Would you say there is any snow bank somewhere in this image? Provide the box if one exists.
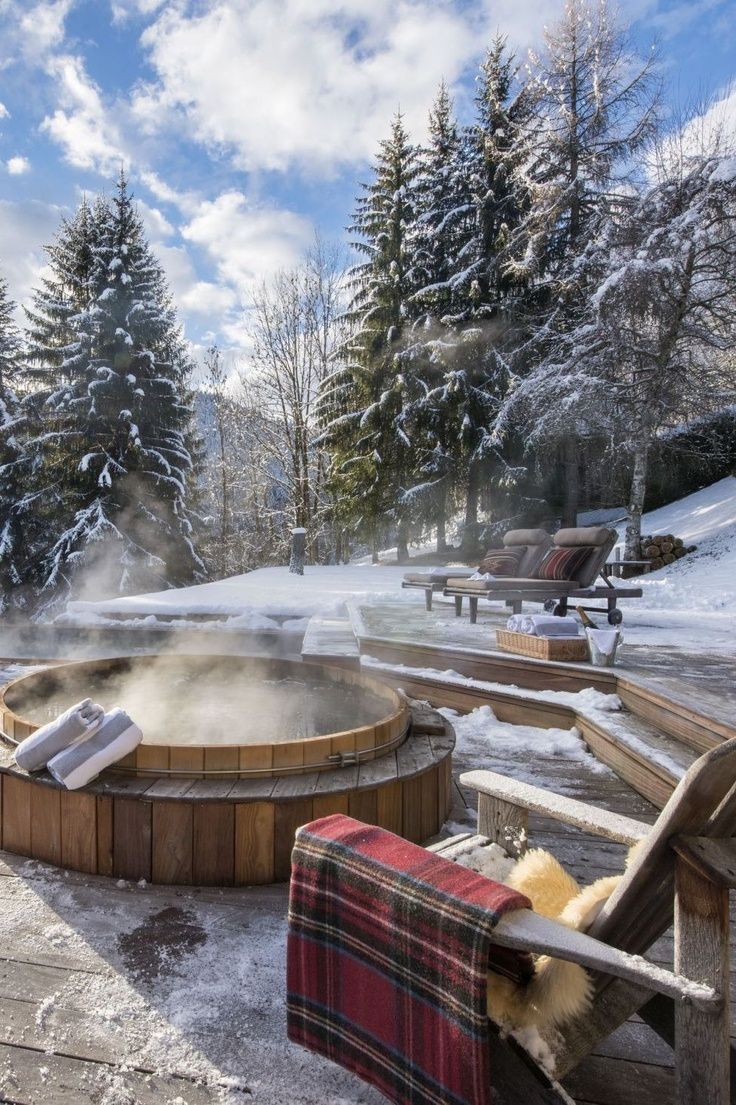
[61,564,417,622]
[613,476,736,612]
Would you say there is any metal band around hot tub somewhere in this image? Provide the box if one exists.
[0,721,412,776]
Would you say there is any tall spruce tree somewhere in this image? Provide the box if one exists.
[23,175,203,610]
[502,0,658,523]
[320,113,421,559]
[404,42,534,554]
[0,272,27,615]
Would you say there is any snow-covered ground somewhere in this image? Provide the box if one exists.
[58,477,736,654]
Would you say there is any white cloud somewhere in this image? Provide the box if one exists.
[41,53,127,173]
[0,103,9,120]
[0,0,76,65]
[0,198,65,320]
[135,0,483,173]
[110,0,164,24]
[6,155,30,174]
[181,191,312,299]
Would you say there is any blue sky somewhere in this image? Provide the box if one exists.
[0,0,734,367]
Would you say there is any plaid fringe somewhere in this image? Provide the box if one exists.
[287,815,532,1105]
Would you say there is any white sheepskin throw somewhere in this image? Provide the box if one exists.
[486,847,628,1035]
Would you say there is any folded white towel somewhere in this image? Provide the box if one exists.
[14,699,105,772]
[46,708,142,790]
[527,615,580,638]
[469,571,496,582]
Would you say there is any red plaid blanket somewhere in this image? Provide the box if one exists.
[287,815,533,1105]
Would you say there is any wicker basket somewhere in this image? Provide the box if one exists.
[495,629,589,662]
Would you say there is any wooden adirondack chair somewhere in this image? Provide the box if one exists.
[437,736,736,1105]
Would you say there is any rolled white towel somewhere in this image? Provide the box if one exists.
[528,615,580,638]
[506,614,525,631]
[46,708,142,790]
[14,699,105,772]
[520,616,535,634]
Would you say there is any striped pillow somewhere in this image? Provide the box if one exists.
[535,545,593,582]
[478,546,526,577]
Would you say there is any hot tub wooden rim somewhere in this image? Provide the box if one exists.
[0,713,453,801]
[0,654,410,775]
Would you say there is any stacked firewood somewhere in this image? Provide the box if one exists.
[638,534,697,571]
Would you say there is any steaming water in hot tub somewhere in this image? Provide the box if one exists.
[10,655,391,746]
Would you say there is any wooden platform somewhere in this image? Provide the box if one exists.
[0,693,718,1105]
[0,706,453,886]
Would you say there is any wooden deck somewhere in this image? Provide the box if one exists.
[0,719,690,1105]
[2,636,735,1103]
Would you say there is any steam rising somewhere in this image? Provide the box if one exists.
[8,655,389,747]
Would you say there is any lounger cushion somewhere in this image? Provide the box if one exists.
[478,546,526,576]
[404,568,474,585]
[553,526,612,548]
[445,577,579,591]
[504,529,552,548]
[535,545,594,582]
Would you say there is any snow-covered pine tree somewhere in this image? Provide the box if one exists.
[502,0,658,524]
[577,149,736,558]
[24,175,204,610]
[399,84,473,549]
[320,113,422,560]
[0,271,28,615]
[403,41,534,555]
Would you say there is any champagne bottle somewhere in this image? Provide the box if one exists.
[576,606,599,629]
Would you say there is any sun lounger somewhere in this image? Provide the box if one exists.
[401,567,476,610]
[401,529,552,611]
[444,526,639,625]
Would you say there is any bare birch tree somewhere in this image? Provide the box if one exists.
[241,239,346,562]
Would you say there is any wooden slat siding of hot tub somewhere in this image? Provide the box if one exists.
[302,736,332,769]
[273,800,313,881]
[135,744,170,773]
[97,796,114,876]
[30,783,62,866]
[2,776,32,854]
[376,781,403,836]
[193,803,234,886]
[203,745,239,778]
[349,788,378,825]
[61,791,98,874]
[239,744,273,779]
[272,740,304,774]
[152,801,194,884]
[113,798,152,882]
[234,802,275,884]
[168,746,205,776]
[312,793,349,821]
[330,730,356,759]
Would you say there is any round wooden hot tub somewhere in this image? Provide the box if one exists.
[0,656,453,886]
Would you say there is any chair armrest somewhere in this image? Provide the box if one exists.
[491,909,716,1010]
[459,770,651,845]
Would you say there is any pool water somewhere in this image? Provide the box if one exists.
[11,656,390,746]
